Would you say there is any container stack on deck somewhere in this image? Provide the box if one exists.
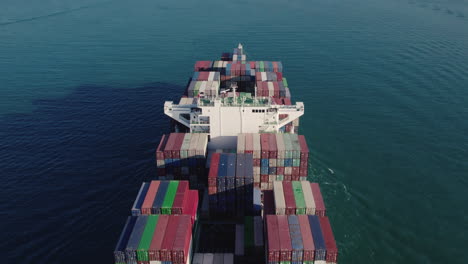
[115,180,198,264]
[236,133,310,190]
[264,215,338,264]
[270,181,326,216]
[208,153,254,216]
[156,133,209,187]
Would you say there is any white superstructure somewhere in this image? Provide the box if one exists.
[164,44,304,150]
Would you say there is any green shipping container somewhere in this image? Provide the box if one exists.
[276,175,284,181]
[283,77,288,87]
[137,215,159,261]
[292,181,306,214]
[259,61,265,72]
[292,159,301,167]
[244,216,254,250]
[161,181,179,214]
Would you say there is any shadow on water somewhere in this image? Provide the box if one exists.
[0,83,182,263]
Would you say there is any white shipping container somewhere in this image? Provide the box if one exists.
[267,82,274,97]
[276,134,286,159]
[192,253,204,264]
[223,61,227,68]
[237,133,245,153]
[254,167,260,175]
[149,260,162,264]
[203,253,214,264]
[233,55,238,61]
[261,182,268,190]
[254,174,260,183]
[235,224,244,256]
[189,133,200,157]
[157,160,165,167]
[208,72,215,81]
[268,175,276,182]
[301,180,316,215]
[253,216,264,247]
[241,55,246,61]
[285,167,292,175]
[253,133,261,158]
[269,159,277,167]
[268,182,273,190]
[261,72,267,81]
[273,181,286,215]
[196,133,209,157]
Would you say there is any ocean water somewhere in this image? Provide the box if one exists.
[1,0,468,263]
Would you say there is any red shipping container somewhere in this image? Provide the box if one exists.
[141,181,160,215]
[254,182,260,188]
[249,61,256,69]
[292,176,299,181]
[283,98,292,105]
[261,175,269,183]
[300,169,307,177]
[209,153,220,186]
[298,215,315,261]
[292,167,300,177]
[268,133,277,158]
[208,186,217,195]
[273,82,280,98]
[156,135,168,161]
[149,215,169,261]
[256,72,261,81]
[172,215,192,264]
[164,133,177,159]
[282,181,296,215]
[241,64,246,75]
[199,71,209,81]
[254,159,261,167]
[276,72,283,81]
[311,183,326,217]
[194,61,212,71]
[266,215,281,262]
[260,134,270,159]
[272,61,278,72]
[284,175,292,181]
[300,161,308,169]
[245,133,253,154]
[161,215,180,261]
[172,181,189,214]
[277,167,285,175]
[186,190,199,226]
[172,133,185,159]
[298,135,309,159]
[319,217,338,263]
[277,215,292,262]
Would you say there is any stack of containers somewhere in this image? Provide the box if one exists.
[264,215,337,264]
[242,216,264,257]
[208,153,254,216]
[272,181,326,216]
[135,180,199,225]
[232,47,246,61]
[194,61,212,71]
[155,133,208,185]
[255,61,283,72]
[237,133,310,190]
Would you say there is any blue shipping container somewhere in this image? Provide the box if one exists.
[131,182,150,216]
[308,215,326,261]
[288,215,304,262]
[114,216,137,263]
[152,181,169,214]
[125,216,149,263]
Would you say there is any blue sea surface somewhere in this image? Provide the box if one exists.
[1,0,468,263]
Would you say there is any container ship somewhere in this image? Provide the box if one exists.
[113,44,338,264]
